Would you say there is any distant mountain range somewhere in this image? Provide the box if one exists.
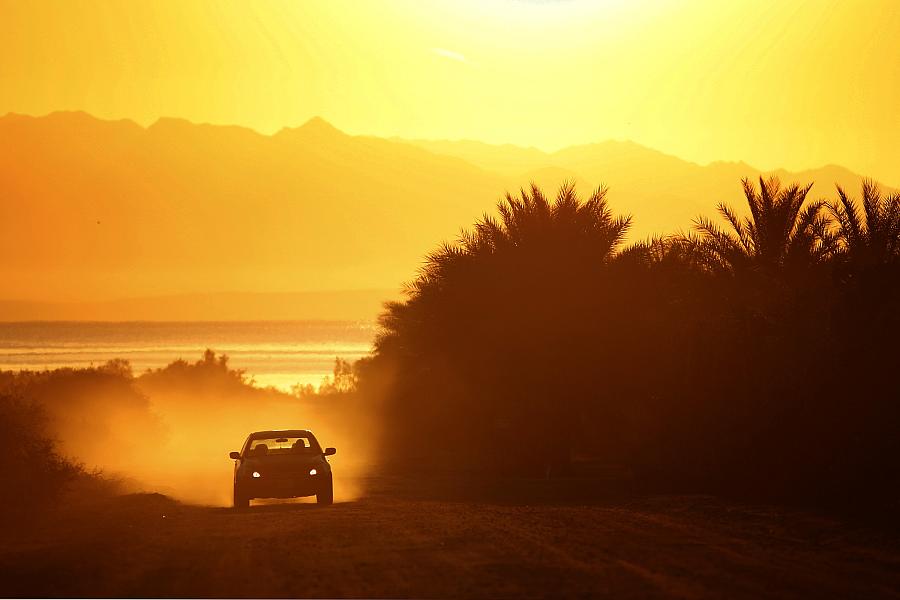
[0,111,889,320]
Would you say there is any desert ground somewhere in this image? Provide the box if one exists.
[1,476,898,599]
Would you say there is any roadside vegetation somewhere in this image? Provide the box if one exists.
[363,178,900,506]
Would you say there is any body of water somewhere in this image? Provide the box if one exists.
[0,321,376,391]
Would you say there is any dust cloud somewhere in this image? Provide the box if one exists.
[23,360,381,507]
[138,393,377,505]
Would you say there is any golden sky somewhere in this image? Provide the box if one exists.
[1,0,898,185]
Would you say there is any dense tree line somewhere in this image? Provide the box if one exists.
[363,178,900,504]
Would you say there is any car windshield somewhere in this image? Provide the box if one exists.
[245,435,319,457]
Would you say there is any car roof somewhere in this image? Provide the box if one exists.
[248,429,314,440]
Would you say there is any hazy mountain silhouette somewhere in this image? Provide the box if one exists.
[406,138,892,243]
[0,111,505,317]
[0,111,888,319]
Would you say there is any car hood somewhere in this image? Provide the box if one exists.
[240,454,324,474]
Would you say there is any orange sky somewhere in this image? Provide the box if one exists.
[1,0,898,186]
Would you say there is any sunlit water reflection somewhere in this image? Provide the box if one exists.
[0,320,376,391]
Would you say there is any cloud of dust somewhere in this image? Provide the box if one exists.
[46,376,381,507]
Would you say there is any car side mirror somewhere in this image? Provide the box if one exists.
[229,451,241,460]
[324,447,336,456]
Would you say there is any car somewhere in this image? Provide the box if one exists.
[229,429,336,508]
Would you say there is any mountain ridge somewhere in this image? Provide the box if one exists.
[0,111,890,320]
[7,110,882,187]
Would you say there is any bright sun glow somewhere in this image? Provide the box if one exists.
[2,0,897,186]
[461,0,638,20]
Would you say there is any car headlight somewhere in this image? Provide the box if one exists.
[309,468,317,476]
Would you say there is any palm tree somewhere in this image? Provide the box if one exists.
[375,183,632,475]
[615,235,701,271]
[484,182,631,258]
[380,181,632,354]
[827,180,900,268]
[394,182,631,308]
[404,182,631,296]
[691,176,836,273]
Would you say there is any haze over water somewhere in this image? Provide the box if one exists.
[0,321,375,391]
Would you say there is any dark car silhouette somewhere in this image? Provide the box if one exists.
[229,429,336,508]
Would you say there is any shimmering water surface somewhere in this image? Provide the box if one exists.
[0,321,376,391]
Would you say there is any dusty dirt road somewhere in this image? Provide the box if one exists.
[1,477,899,598]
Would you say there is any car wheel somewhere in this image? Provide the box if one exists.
[316,474,334,505]
[233,486,249,509]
